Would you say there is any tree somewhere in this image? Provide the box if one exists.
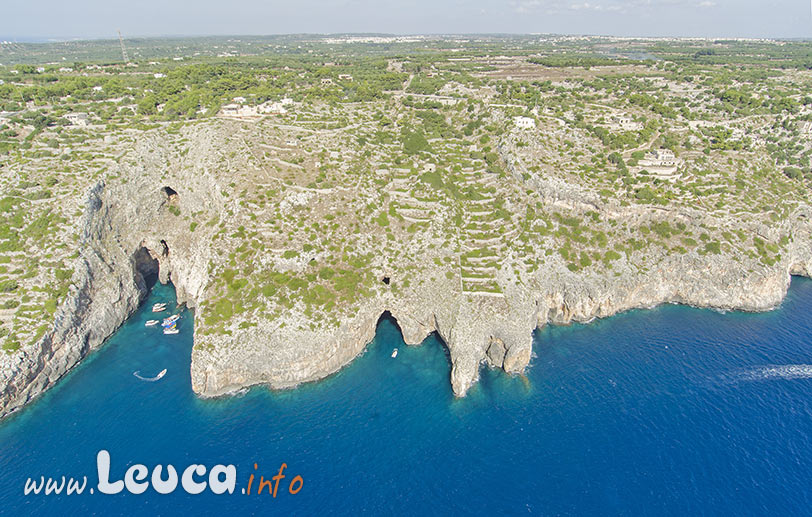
[403,130,430,155]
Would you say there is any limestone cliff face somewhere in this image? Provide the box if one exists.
[188,238,812,400]
[0,127,222,420]
[2,122,812,421]
[0,182,145,418]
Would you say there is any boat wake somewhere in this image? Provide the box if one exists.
[732,365,812,382]
[133,369,167,382]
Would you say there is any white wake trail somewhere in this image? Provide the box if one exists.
[736,365,812,382]
[133,369,166,382]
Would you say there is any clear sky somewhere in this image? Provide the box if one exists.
[3,0,811,41]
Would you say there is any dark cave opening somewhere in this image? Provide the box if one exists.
[382,276,391,285]
[376,311,451,364]
[377,310,398,329]
[161,186,178,200]
[133,247,159,291]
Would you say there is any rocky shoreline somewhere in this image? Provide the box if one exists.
[189,244,812,402]
[2,124,811,421]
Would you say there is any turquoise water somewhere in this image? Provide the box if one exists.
[2,279,812,514]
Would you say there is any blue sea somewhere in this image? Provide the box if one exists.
[3,278,812,515]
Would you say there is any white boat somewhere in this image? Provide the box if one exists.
[163,327,179,335]
[391,348,398,358]
[145,320,159,327]
[163,314,179,324]
[133,369,166,381]
[152,303,167,313]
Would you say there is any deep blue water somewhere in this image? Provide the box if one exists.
[3,279,812,514]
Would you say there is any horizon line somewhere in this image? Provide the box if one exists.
[2,32,811,45]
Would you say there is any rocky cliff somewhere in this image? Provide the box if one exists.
[2,121,811,420]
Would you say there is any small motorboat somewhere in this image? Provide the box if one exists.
[162,314,180,326]
[391,348,398,358]
[145,320,159,327]
[152,303,167,313]
[163,326,179,335]
[133,369,167,381]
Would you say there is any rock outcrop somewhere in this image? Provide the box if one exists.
[2,121,811,420]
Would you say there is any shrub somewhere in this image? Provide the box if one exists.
[0,279,18,292]
[375,212,389,227]
[784,167,803,180]
[704,241,721,254]
[420,171,444,189]
[403,131,430,154]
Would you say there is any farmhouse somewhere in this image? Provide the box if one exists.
[513,116,536,130]
[64,113,89,126]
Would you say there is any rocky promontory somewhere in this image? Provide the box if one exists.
[2,114,811,419]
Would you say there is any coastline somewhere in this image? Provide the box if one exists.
[1,122,811,420]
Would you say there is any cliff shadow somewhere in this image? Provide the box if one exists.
[133,246,160,295]
[376,310,453,370]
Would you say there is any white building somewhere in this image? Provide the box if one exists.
[220,103,257,118]
[649,149,677,162]
[153,73,166,79]
[409,94,459,106]
[513,116,536,130]
[221,97,295,119]
[258,101,287,115]
[64,112,89,126]
[637,148,682,178]
[610,116,643,131]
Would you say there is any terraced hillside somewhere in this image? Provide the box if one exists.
[2,36,812,417]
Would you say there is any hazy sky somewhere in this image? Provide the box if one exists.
[3,0,811,41]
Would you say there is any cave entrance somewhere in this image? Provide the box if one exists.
[376,310,453,371]
[382,276,391,285]
[133,246,159,291]
[160,239,169,257]
[161,186,178,201]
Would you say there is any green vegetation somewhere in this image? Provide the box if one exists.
[2,35,811,349]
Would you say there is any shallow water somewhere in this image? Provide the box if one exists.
[2,279,812,514]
